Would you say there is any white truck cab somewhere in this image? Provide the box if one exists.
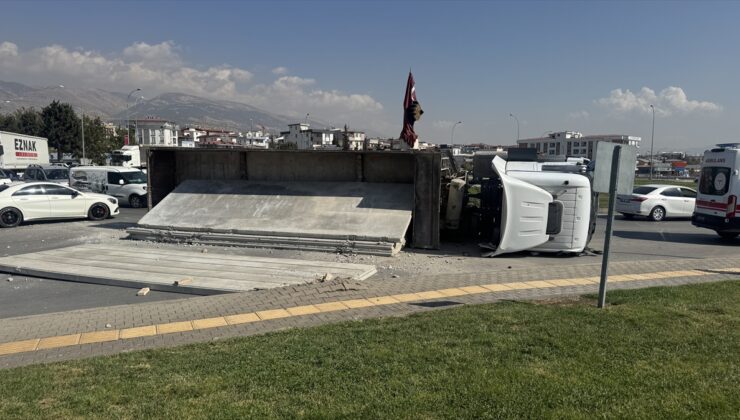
[692,143,740,239]
[70,166,148,208]
[478,156,593,257]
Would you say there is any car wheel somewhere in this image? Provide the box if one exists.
[88,203,110,221]
[649,206,665,222]
[717,231,739,240]
[129,194,145,208]
[621,213,634,219]
[0,207,23,228]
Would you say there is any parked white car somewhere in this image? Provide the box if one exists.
[0,182,119,228]
[616,184,697,221]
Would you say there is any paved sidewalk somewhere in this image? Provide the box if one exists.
[1,255,739,369]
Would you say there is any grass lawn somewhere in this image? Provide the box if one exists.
[1,281,738,419]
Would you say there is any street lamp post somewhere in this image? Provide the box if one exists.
[127,88,141,145]
[650,104,655,180]
[81,111,85,161]
[509,113,520,141]
[451,121,462,151]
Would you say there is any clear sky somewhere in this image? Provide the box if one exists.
[1,0,738,152]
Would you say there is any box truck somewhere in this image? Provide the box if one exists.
[0,131,50,171]
[110,145,145,169]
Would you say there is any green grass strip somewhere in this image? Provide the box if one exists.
[1,281,738,419]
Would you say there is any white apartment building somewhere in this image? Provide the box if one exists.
[134,118,179,146]
[343,130,366,150]
[517,131,640,159]
[281,123,312,149]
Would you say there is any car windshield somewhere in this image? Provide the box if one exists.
[46,168,70,180]
[121,171,147,184]
[633,186,657,195]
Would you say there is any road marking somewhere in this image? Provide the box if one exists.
[0,268,735,357]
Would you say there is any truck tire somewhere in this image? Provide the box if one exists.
[0,207,23,228]
[129,194,145,208]
[88,203,110,221]
[649,206,665,222]
[717,231,739,240]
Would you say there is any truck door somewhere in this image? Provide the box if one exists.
[484,156,553,257]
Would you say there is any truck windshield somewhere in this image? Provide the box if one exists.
[46,168,70,180]
[121,171,147,184]
[111,155,132,163]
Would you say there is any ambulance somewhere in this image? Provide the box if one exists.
[691,143,740,239]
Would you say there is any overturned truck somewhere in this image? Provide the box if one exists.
[127,148,441,256]
[128,147,595,257]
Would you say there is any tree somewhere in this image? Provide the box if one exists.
[14,107,43,137]
[82,116,125,165]
[41,101,80,161]
[0,113,19,133]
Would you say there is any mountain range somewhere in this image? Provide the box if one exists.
[0,80,321,133]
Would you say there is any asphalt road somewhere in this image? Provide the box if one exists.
[0,207,737,319]
[0,208,190,319]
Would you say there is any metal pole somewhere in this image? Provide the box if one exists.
[81,112,85,161]
[598,145,622,308]
[127,88,141,146]
[509,113,519,141]
[451,121,462,150]
[649,104,655,180]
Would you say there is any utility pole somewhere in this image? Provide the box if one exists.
[509,113,520,141]
[649,104,655,180]
[451,121,462,150]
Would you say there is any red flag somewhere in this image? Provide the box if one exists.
[400,72,423,147]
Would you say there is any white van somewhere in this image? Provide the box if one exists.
[691,143,740,239]
[69,166,148,208]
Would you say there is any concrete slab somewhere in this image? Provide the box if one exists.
[129,180,414,255]
[0,243,377,295]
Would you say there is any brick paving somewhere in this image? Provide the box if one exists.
[0,255,738,369]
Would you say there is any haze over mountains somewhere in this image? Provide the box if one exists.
[0,80,328,133]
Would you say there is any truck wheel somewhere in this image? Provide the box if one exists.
[129,194,145,208]
[717,231,739,240]
[0,207,23,228]
[88,203,110,221]
[649,206,665,222]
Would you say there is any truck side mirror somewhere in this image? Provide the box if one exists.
[119,179,125,185]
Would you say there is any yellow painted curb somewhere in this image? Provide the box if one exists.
[0,267,731,358]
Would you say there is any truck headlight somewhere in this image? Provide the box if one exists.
[108,198,117,205]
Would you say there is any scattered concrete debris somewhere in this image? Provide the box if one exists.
[0,243,377,295]
[174,278,193,286]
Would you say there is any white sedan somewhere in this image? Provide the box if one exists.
[0,182,119,228]
[616,184,697,221]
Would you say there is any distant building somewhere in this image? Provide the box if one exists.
[517,131,641,159]
[134,118,179,146]
[280,123,312,149]
[280,123,365,150]
[103,122,118,136]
